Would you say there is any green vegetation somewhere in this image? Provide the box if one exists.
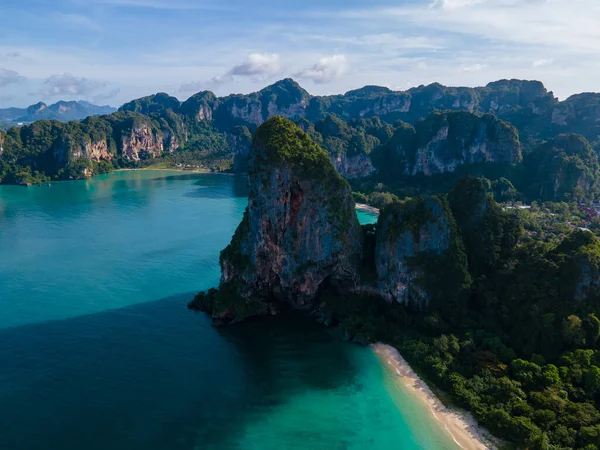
[4,78,600,212]
[251,117,357,234]
[188,282,265,324]
[220,207,252,274]
[251,116,346,182]
[525,134,600,203]
[300,114,391,160]
[353,190,399,209]
[327,177,600,449]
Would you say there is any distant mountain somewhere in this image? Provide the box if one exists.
[0,100,116,124]
[2,78,600,202]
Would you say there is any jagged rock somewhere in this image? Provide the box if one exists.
[524,134,600,202]
[371,111,521,177]
[121,124,165,160]
[554,230,600,301]
[207,117,363,323]
[448,176,522,277]
[228,126,253,173]
[0,131,4,157]
[410,112,522,175]
[374,196,470,311]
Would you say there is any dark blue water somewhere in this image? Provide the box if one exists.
[0,171,456,449]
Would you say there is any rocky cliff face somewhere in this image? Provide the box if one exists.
[553,231,600,301]
[196,117,363,324]
[227,126,253,173]
[374,197,470,311]
[411,112,522,175]
[372,112,522,177]
[84,139,112,160]
[332,152,374,179]
[525,134,600,202]
[121,124,165,160]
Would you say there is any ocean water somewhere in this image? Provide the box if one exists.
[356,208,379,225]
[0,171,457,450]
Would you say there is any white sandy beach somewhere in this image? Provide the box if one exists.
[373,343,497,450]
[355,203,380,214]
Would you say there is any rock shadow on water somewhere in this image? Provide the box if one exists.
[0,294,360,450]
[181,174,248,200]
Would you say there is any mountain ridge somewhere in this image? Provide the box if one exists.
[0,100,116,124]
[1,77,600,199]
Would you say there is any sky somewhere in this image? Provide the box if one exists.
[0,0,599,107]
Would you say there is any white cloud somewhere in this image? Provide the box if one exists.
[358,0,600,53]
[179,81,206,93]
[296,55,349,84]
[229,53,281,77]
[41,73,111,97]
[179,53,282,92]
[2,0,600,105]
[0,68,25,87]
[533,57,555,68]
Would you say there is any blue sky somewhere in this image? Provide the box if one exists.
[0,0,598,107]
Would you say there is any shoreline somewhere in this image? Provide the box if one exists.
[114,167,238,176]
[372,343,497,450]
[355,203,380,214]
[115,167,210,173]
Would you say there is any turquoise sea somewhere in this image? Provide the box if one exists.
[0,171,458,449]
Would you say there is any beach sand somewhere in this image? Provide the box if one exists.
[355,203,380,214]
[373,343,497,450]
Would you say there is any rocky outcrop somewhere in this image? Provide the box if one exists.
[121,125,164,160]
[196,116,363,324]
[410,112,522,175]
[7,77,600,189]
[179,91,217,122]
[332,152,374,179]
[374,197,470,311]
[524,134,600,202]
[372,112,522,177]
[227,126,253,173]
[84,139,112,160]
[553,230,600,301]
[448,176,522,277]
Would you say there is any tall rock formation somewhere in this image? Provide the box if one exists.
[372,111,522,177]
[524,134,600,202]
[193,117,363,324]
[374,196,471,313]
[553,230,600,301]
[448,176,522,277]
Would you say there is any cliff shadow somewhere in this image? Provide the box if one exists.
[0,293,361,450]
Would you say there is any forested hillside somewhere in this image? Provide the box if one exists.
[2,78,600,208]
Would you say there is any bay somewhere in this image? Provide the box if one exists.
[0,171,458,449]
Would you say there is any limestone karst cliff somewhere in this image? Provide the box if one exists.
[373,196,471,312]
[5,78,600,203]
[372,111,522,177]
[192,117,363,324]
[524,134,600,202]
[191,118,522,327]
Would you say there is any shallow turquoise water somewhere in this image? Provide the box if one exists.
[356,208,379,225]
[0,171,457,449]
